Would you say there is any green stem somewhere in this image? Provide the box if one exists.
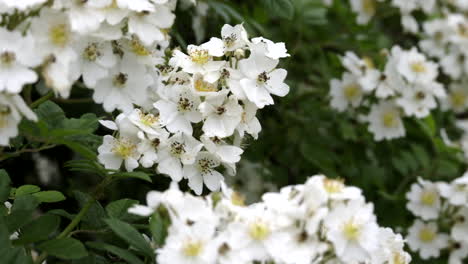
[30,91,54,108]
[0,144,57,163]
[34,174,114,264]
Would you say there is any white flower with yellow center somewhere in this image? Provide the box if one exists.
[128,108,164,136]
[372,228,411,264]
[325,199,379,263]
[0,93,37,146]
[366,100,405,141]
[396,85,437,118]
[329,73,364,112]
[183,152,224,195]
[172,38,225,83]
[406,220,449,259]
[350,0,377,24]
[304,174,361,201]
[406,178,441,220]
[98,135,141,172]
[127,4,175,46]
[236,101,261,139]
[438,172,468,206]
[221,24,249,52]
[201,135,243,175]
[0,28,40,93]
[397,48,438,84]
[444,82,468,113]
[157,221,218,264]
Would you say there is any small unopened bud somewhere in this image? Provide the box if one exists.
[234,49,245,60]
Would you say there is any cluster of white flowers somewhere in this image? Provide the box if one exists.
[97,24,290,194]
[405,174,468,263]
[129,175,411,264]
[329,47,445,141]
[0,0,178,146]
[325,0,467,34]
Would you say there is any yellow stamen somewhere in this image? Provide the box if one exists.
[248,220,270,241]
[418,227,436,242]
[182,240,203,257]
[49,24,69,47]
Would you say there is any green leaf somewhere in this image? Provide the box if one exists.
[14,214,60,245]
[113,171,152,183]
[87,242,145,264]
[15,185,41,197]
[262,0,294,19]
[6,195,40,232]
[149,212,169,246]
[0,247,33,264]
[61,141,97,160]
[74,191,107,228]
[33,191,66,203]
[104,218,154,258]
[49,209,76,220]
[0,170,11,203]
[106,199,140,221]
[38,238,88,259]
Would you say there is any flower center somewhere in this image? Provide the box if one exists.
[257,72,270,84]
[189,48,210,65]
[223,33,237,48]
[197,158,217,174]
[111,139,136,158]
[415,91,426,100]
[131,37,151,56]
[113,73,128,87]
[248,220,270,241]
[0,51,15,66]
[83,43,101,62]
[451,91,467,108]
[0,104,11,128]
[342,220,361,240]
[410,62,427,73]
[418,227,436,242]
[139,111,159,127]
[194,78,217,92]
[177,97,194,112]
[362,0,375,15]
[323,178,344,193]
[231,192,245,206]
[343,83,361,100]
[216,106,226,115]
[49,24,70,47]
[393,252,407,264]
[182,240,203,257]
[420,191,437,206]
[170,142,185,157]
[382,111,398,128]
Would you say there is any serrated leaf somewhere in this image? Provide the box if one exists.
[15,185,41,197]
[87,242,145,264]
[14,214,60,245]
[38,238,88,259]
[262,0,294,20]
[33,191,66,203]
[104,218,154,258]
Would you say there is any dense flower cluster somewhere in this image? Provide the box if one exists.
[129,175,411,264]
[405,175,468,263]
[0,0,178,145]
[329,48,445,141]
[97,24,290,194]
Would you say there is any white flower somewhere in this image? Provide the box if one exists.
[250,37,290,60]
[127,4,175,45]
[329,73,364,112]
[172,39,225,83]
[438,172,468,206]
[449,242,468,264]
[236,101,261,139]
[372,228,411,264]
[366,100,405,141]
[443,82,468,113]
[92,54,153,113]
[350,0,377,24]
[0,28,40,93]
[324,199,379,263]
[221,24,249,52]
[154,86,202,135]
[98,135,141,172]
[157,132,203,182]
[397,48,438,84]
[406,178,441,220]
[157,221,218,264]
[201,135,243,173]
[239,54,289,108]
[199,91,243,138]
[304,175,361,201]
[0,93,37,146]
[128,190,165,216]
[396,85,437,118]
[184,152,224,195]
[73,39,117,88]
[60,0,107,34]
[128,108,165,136]
[406,220,449,259]
[451,208,468,244]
